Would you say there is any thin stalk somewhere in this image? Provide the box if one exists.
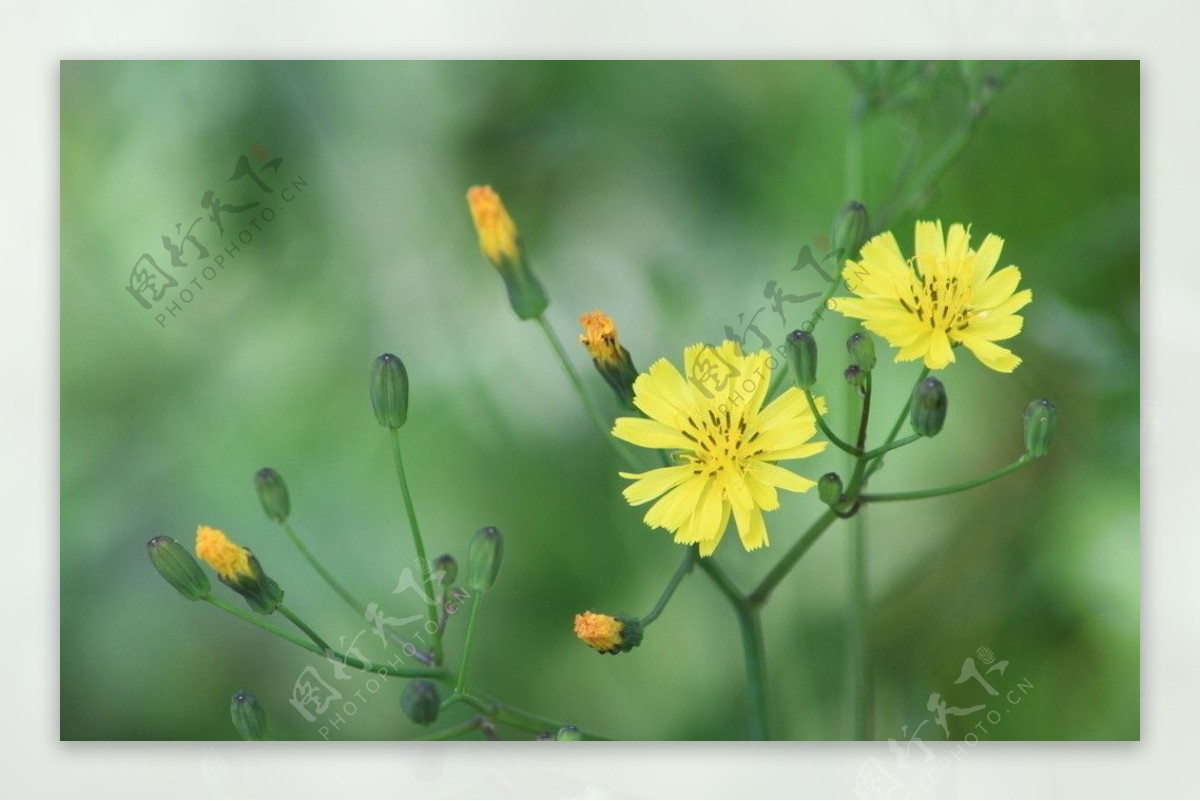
[388,428,442,663]
[204,597,445,680]
[747,508,840,608]
[280,521,366,615]
[860,455,1033,503]
[738,606,770,741]
[416,716,485,741]
[278,604,331,652]
[805,388,861,456]
[864,432,922,461]
[643,549,697,626]
[535,314,639,465]
[454,595,483,696]
[850,514,873,739]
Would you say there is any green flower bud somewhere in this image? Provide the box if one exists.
[146,536,211,601]
[467,526,504,592]
[195,526,284,615]
[844,364,866,388]
[786,329,818,390]
[1023,399,1056,458]
[230,690,268,741]
[254,468,290,524]
[432,553,458,586]
[556,725,583,741]
[910,377,948,438]
[846,331,876,372]
[370,353,409,429]
[466,186,549,320]
[833,201,869,259]
[401,679,440,726]
[574,611,644,655]
[818,473,843,507]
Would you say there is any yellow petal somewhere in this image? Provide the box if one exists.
[612,416,695,450]
[971,233,1005,286]
[737,506,768,551]
[645,475,708,531]
[914,220,945,277]
[925,329,954,369]
[748,460,817,493]
[958,335,1022,372]
[974,265,1023,309]
[619,465,693,506]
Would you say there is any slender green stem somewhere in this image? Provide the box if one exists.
[278,604,331,652]
[805,388,861,456]
[697,557,745,607]
[737,606,769,740]
[850,514,873,739]
[879,117,979,230]
[416,715,485,741]
[458,692,609,740]
[203,597,446,680]
[535,314,639,465]
[748,508,840,608]
[854,373,872,453]
[454,595,483,696]
[388,428,442,663]
[864,366,930,481]
[860,455,1033,503]
[864,432,922,461]
[280,522,366,615]
[642,549,697,626]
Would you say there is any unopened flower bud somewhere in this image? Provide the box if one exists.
[910,377,948,438]
[401,680,441,726]
[846,331,876,372]
[844,364,866,388]
[195,526,284,614]
[370,353,410,429]
[432,554,458,586]
[466,185,548,320]
[1023,398,1056,458]
[254,468,290,524]
[580,310,639,409]
[230,690,268,741]
[833,201,869,258]
[573,611,644,655]
[556,725,583,741]
[146,536,210,601]
[818,473,843,506]
[786,329,818,390]
[467,526,504,592]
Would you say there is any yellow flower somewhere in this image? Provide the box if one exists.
[574,611,643,654]
[829,221,1032,372]
[466,185,520,267]
[579,310,622,366]
[613,341,827,556]
[195,525,252,581]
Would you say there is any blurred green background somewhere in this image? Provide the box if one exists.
[60,61,1138,740]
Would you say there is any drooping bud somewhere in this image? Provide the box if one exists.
[230,690,268,741]
[146,536,211,601]
[556,725,583,742]
[846,331,877,372]
[254,468,290,524]
[370,353,410,429]
[466,185,548,320]
[432,553,458,586]
[401,679,441,726]
[579,310,639,409]
[195,526,284,614]
[910,377,948,438]
[467,526,504,592]
[786,329,818,390]
[1023,399,1056,458]
[818,473,843,507]
[573,611,644,655]
[833,201,869,259]
[844,364,866,388]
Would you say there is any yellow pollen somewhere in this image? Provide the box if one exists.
[466,185,519,266]
[579,310,623,365]
[574,611,624,652]
[195,525,252,582]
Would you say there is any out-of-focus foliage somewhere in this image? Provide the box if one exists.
[60,61,1138,740]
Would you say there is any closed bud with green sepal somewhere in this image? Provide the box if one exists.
[254,468,290,524]
[370,353,410,430]
[910,377,948,438]
[467,526,504,592]
[1023,398,1056,458]
[147,535,211,601]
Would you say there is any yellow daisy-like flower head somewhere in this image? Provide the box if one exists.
[574,611,643,655]
[466,185,520,267]
[829,221,1033,372]
[612,341,827,557]
[195,525,252,582]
